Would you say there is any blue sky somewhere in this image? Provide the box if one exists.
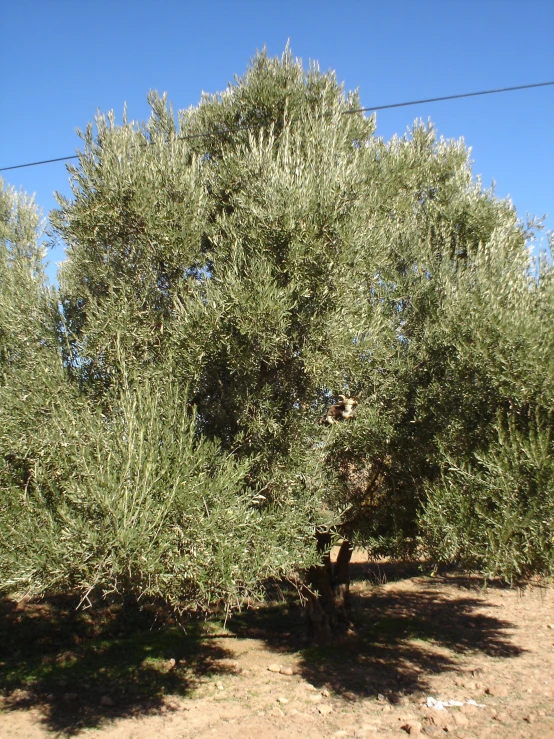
[1,0,553,283]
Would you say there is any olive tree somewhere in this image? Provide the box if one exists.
[2,49,551,640]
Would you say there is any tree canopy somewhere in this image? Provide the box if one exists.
[1,49,552,622]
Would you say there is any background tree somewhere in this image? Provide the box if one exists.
[419,235,554,579]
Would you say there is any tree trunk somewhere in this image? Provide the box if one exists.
[304,535,353,643]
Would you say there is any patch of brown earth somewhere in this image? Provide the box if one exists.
[1,557,553,738]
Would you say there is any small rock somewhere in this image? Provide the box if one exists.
[401,721,422,735]
[305,683,317,690]
[267,664,282,673]
[220,658,239,671]
[547,624,554,629]
[377,693,386,702]
[100,695,114,707]
[166,658,176,670]
[269,706,285,717]
[278,696,289,704]
[493,711,509,722]
[216,682,224,690]
[309,693,323,702]
[452,712,469,727]
[461,703,478,714]
[317,703,333,715]
[321,688,330,697]
[524,714,536,723]
[485,684,509,697]
[279,666,294,676]
[334,732,349,737]
[429,714,453,729]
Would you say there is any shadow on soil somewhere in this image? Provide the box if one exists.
[0,595,235,735]
[0,561,525,734]
[227,560,525,701]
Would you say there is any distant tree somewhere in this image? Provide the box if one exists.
[2,49,552,641]
[0,178,63,500]
[419,237,554,580]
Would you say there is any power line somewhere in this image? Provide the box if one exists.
[343,80,554,115]
[1,80,553,173]
[1,154,81,172]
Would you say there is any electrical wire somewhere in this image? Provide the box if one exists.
[1,80,552,173]
[342,80,554,115]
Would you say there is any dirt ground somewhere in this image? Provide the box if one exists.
[1,553,553,739]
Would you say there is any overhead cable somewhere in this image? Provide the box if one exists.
[1,80,552,173]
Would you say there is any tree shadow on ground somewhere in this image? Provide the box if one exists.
[226,561,525,701]
[0,595,235,736]
[0,563,528,734]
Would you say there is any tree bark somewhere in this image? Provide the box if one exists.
[304,534,353,643]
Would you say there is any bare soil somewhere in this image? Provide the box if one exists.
[1,553,553,738]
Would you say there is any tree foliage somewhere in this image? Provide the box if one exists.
[1,49,552,613]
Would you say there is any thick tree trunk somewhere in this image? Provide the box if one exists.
[304,535,353,643]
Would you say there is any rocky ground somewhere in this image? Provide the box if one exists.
[1,555,553,738]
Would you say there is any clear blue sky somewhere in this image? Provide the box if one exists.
[1,0,553,283]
